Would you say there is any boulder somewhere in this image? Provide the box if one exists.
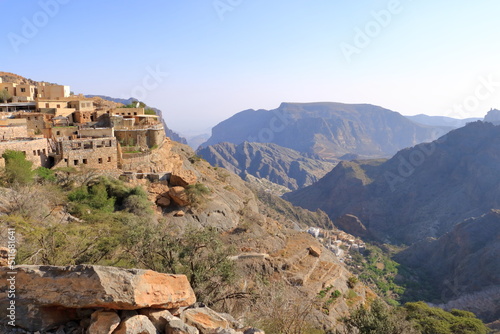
[156,195,171,207]
[148,182,169,195]
[0,265,196,331]
[308,246,321,257]
[139,309,175,332]
[174,210,185,217]
[114,315,156,334]
[169,186,190,206]
[170,171,197,187]
[166,318,200,334]
[0,247,8,266]
[181,307,230,333]
[88,310,121,334]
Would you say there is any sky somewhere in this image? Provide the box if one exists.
[2,0,500,135]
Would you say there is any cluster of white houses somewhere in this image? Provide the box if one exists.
[0,80,166,172]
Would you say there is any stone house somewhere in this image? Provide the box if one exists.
[0,138,50,168]
[52,137,118,170]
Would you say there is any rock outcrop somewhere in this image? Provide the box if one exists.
[0,265,263,334]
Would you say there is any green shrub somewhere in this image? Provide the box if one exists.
[185,183,211,207]
[2,150,34,185]
[35,167,56,183]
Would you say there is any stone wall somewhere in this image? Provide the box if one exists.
[79,127,113,138]
[120,151,153,172]
[115,128,165,148]
[0,125,28,140]
[53,137,118,170]
[0,138,49,168]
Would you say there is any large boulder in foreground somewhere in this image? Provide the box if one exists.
[0,265,195,310]
[0,265,196,331]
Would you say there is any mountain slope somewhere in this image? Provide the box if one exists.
[284,121,500,244]
[196,142,336,190]
[396,210,500,322]
[201,102,448,160]
[405,114,480,128]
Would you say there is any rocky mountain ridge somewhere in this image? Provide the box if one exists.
[395,210,500,322]
[201,102,449,160]
[196,141,336,191]
[285,121,500,245]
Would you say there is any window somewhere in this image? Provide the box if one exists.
[98,158,103,164]
[45,103,49,108]
[57,104,61,108]
[56,131,60,135]
[42,149,46,155]
[64,158,68,162]
[107,157,111,162]
[83,159,88,164]
[33,150,36,155]
[74,160,78,165]
[21,88,26,93]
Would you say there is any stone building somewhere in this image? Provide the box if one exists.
[52,137,118,170]
[0,138,50,168]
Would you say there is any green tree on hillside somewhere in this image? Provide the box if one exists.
[1,150,34,185]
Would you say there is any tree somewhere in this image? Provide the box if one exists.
[338,299,420,334]
[0,89,11,102]
[1,150,34,185]
[124,224,236,305]
[404,302,490,334]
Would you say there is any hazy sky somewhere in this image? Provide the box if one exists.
[2,1,500,134]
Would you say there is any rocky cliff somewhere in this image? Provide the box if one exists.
[196,141,336,191]
[201,102,448,160]
[395,210,500,322]
[285,121,500,245]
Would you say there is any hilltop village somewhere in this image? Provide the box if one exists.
[0,78,166,176]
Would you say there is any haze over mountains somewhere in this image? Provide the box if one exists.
[201,102,449,160]
[284,121,500,244]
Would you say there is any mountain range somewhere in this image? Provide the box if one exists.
[201,102,449,160]
[284,121,500,245]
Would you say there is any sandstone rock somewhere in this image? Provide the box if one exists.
[0,247,8,266]
[170,171,197,187]
[148,182,169,195]
[174,210,185,217]
[166,318,200,334]
[308,246,321,257]
[156,195,171,207]
[0,265,196,331]
[169,186,189,206]
[113,315,156,334]
[139,309,175,332]
[181,307,230,333]
[88,310,120,334]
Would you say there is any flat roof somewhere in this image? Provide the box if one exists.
[0,102,36,107]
